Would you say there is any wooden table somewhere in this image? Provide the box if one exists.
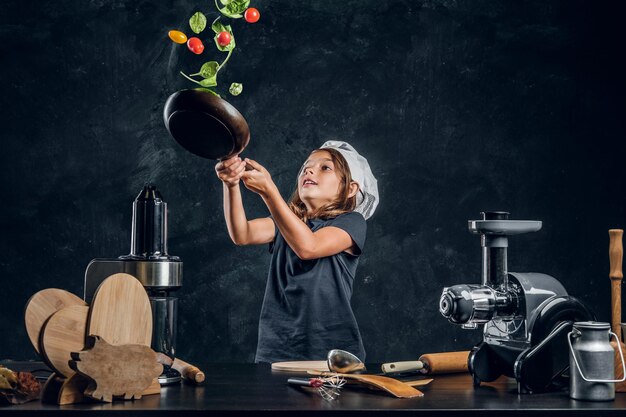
[2,362,626,416]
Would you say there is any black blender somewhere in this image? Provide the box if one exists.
[84,185,183,385]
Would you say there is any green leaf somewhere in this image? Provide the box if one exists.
[194,87,221,97]
[180,71,216,88]
[227,0,250,15]
[199,78,217,87]
[214,25,236,52]
[198,61,219,79]
[229,82,243,96]
[219,0,233,5]
[214,0,248,18]
[189,12,207,34]
[211,16,227,34]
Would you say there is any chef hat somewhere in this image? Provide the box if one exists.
[320,140,379,220]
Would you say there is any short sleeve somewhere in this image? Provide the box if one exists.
[325,212,367,256]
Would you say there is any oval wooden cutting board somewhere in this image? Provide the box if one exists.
[87,273,152,347]
[40,305,89,377]
[24,288,87,354]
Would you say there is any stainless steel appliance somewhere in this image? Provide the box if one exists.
[439,211,594,393]
[84,185,183,385]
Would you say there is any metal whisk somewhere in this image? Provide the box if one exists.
[287,375,347,401]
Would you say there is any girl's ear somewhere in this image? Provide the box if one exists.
[348,181,359,199]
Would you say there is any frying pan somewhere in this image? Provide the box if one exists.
[163,89,250,160]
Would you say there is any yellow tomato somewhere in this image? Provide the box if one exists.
[168,30,187,44]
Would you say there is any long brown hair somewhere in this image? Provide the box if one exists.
[288,148,358,222]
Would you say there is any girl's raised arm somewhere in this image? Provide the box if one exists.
[217,157,276,246]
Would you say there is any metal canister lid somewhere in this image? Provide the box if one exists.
[573,321,610,330]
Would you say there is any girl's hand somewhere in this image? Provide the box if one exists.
[215,155,246,187]
[241,158,276,197]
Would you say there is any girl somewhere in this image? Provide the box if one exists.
[215,141,378,363]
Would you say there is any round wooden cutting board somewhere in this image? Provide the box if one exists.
[87,273,152,347]
[24,288,87,354]
[40,305,89,377]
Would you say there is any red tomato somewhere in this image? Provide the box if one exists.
[186,37,204,54]
[244,8,260,23]
[217,31,232,47]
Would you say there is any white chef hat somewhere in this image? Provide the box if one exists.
[320,140,379,220]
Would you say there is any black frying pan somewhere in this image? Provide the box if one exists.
[163,89,250,160]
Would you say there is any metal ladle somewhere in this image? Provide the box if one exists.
[327,349,366,374]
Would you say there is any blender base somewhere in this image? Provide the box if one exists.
[159,366,182,385]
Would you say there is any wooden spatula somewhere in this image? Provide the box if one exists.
[40,305,89,377]
[307,370,424,398]
[24,288,86,354]
[87,273,152,347]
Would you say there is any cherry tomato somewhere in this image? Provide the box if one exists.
[217,31,232,47]
[244,8,260,23]
[168,30,187,44]
[186,37,204,54]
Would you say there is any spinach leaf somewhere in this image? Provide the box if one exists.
[180,71,217,88]
[211,16,227,34]
[194,87,221,98]
[229,83,243,96]
[214,0,249,18]
[198,61,219,79]
[189,11,207,34]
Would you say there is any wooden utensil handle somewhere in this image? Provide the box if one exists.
[609,229,624,339]
[418,351,470,374]
[172,358,205,384]
[380,361,424,374]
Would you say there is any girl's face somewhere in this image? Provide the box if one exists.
[298,150,342,210]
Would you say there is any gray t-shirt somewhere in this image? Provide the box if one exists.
[255,212,367,363]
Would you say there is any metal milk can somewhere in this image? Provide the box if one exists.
[568,321,625,401]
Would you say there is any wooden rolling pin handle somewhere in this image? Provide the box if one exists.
[609,229,624,340]
[172,358,205,384]
[380,361,424,374]
[418,351,470,375]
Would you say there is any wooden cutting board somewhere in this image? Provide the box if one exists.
[69,335,163,402]
[271,361,329,372]
[40,305,89,378]
[87,273,152,347]
[24,288,87,354]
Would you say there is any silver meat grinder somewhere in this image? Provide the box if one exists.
[439,211,594,393]
[84,185,182,385]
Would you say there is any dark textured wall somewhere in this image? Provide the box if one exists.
[1,0,625,364]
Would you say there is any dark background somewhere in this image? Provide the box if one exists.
[1,0,625,364]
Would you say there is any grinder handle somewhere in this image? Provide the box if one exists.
[418,351,470,375]
[609,229,624,339]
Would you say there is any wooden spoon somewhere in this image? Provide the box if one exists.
[307,370,423,398]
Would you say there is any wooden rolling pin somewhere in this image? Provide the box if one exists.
[381,351,470,375]
[609,229,626,393]
[172,358,205,384]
